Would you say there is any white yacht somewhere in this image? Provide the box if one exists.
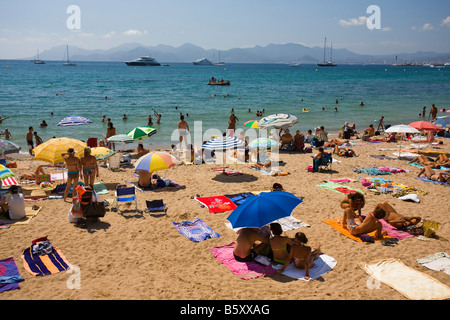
[193,58,214,66]
[33,50,45,64]
[125,56,161,66]
[63,45,77,66]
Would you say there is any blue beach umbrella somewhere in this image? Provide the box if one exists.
[0,139,21,155]
[227,191,303,229]
[57,116,92,127]
[247,138,279,149]
[433,116,450,129]
[202,136,245,151]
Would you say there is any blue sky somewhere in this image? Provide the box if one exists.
[0,0,449,59]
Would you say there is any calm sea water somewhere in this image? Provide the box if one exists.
[0,60,449,152]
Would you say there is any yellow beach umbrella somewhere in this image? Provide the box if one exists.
[33,137,87,165]
[90,147,115,161]
[244,120,260,129]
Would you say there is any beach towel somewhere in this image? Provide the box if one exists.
[0,206,42,227]
[413,176,450,186]
[378,218,414,240]
[1,176,19,187]
[407,162,450,170]
[209,242,276,280]
[369,155,398,160]
[272,254,337,281]
[93,181,109,195]
[225,215,309,232]
[316,181,365,195]
[213,168,243,176]
[359,258,450,300]
[321,218,388,244]
[196,195,237,213]
[50,172,67,181]
[224,192,255,206]
[0,257,23,293]
[21,237,72,276]
[353,167,407,176]
[417,252,450,275]
[173,218,220,242]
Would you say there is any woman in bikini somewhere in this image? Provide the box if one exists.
[269,223,294,265]
[277,232,322,280]
[80,147,99,187]
[418,166,450,183]
[340,192,365,230]
[374,202,421,229]
[62,148,82,202]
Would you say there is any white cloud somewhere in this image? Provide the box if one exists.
[420,23,434,31]
[382,27,391,32]
[123,29,148,36]
[441,16,450,27]
[103,31,116,39]
[339,16,367,27]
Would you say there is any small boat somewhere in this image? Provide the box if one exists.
[33,50,45,64]
[208,80,230,86]
[125,55,161,66]
[193,58,214,66]
[63,45,77,66]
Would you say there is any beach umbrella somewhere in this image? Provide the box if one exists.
[134,152,179,173]
[244,120,260,129]
[57,115,92,127]
[247,138,279,149]
[106,134,135,144]
[0,139,21,155]
[202,136,246,151]
[90,147,115,161]
[126,126,157,142]
[258,113,298,130]
[384,124,420,134]
[408,121,442,131]
[432,116,450,129]
[33,137,86,165]
[227,191,303,229]
[0,164,15,180]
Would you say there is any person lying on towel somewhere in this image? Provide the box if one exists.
[374,202,422,230]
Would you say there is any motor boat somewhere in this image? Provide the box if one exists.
[125,56,161,66]
[193,58,214,66]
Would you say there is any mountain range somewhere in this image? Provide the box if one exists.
[24,42,450,65]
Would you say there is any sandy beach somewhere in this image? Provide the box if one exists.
[1,134,449,301]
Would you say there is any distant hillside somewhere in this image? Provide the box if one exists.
[22,42,450,65]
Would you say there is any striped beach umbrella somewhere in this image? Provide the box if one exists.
[0,164,15,180]
[244,120,260,129]
[247,138,279,149]
[0,139,21,155]
[258,113,298,129]
[33,137,86,164]
[432,116,450,129]
[134,152,179,173]
[126,126,157,141]
[57,116,92,127]
[202,136,245,151]
[106,134,135,144]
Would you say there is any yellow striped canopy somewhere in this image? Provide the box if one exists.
[33,137,87,164]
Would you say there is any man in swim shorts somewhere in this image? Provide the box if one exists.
[350,207,387,239]
[26,126,34,155]
[233,228,269,262]
[178,115,189,150]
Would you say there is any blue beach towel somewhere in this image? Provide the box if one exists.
[173,218,220,242]
[0,257,23,293]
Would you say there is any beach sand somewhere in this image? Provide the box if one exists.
[1,136,449,301]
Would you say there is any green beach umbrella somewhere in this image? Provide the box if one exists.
[126,126,157,142]
[244,120,260,129]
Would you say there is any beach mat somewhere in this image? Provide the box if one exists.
[196,195,237,213]
[93,181,109,195]
[359,258,450,300]
[21,237,73,277]
[413,176,450,186]
[417,252,450,275]
[0,257,24,293]
[321,218,387,244]
[369,155,398,160]
[173,218,220,242]
[272,254,337,281]
[316,181,365,195]
[224,192,255,206]
[209,242,276,280]
[226,215,310,232]
[0,206,42,227]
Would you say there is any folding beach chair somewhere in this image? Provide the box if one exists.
[108,153,121,171]
[145,200,167,214]
[313,154,333,172]
[115,184,138,213]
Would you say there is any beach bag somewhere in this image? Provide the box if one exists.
[83,201,106,218]
[35,174,51,185]
[306,165,314,172]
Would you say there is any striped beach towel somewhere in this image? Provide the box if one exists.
[21,237,72,276]
[173,218,220,242]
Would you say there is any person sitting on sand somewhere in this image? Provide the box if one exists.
[233,228,270,262]
[313,147,329,172]
[364,124,375,137]
[280,129,293,149]
[333,144,356,157]
[271,183,284,191]
[0,185,26,220]
[20,165,47,180]
[269,223,294,265]
[292,130,304,152]
[277,232,322,280]
[349,206,387,239]
[374,202,421,229]
[80,147,99,187]
[341,192,365,229]
[251,159,272,170]
[136,170,152,188]
[411,155,441,169]
[62,148,82,202]
[137,143,149,158]
[418,166,450,183]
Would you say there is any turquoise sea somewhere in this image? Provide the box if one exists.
[0,60,449,152]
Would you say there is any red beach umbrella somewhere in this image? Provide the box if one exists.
[408,121,442,131]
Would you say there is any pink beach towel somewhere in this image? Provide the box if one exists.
[210,242,276,280]
[379,219,414,240]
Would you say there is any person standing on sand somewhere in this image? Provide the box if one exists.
[26,127,34,155]
[62,148,82,202]
[178,115,189,150]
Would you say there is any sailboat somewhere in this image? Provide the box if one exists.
[33,50,45,64]
[63,45,77,66]
[216,51,226,66]
[317,37,337,67]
